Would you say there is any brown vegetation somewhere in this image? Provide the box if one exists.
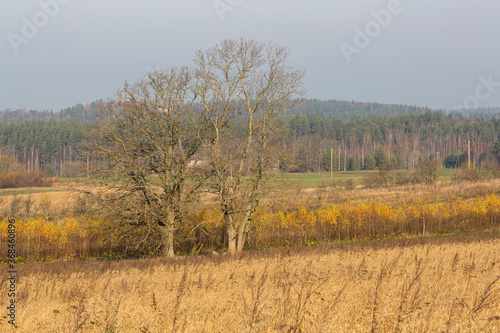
[0,155,56,189]
[0,171,55,189]
[1,233,499,331]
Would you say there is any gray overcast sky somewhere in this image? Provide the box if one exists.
[1,0,500,111]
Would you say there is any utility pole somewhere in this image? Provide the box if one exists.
[468,140,471,170]
[330,147,333,187]
[338,146,341,172]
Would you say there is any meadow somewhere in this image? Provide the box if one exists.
[1,172,500,261]
[275,169,455,189]
[1,169,500,331]
[0,232,499,332]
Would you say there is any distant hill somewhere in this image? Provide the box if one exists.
[1,99,499,123]
[0,100,103,123]
[288,99,433,119]
[1,98,499,177]
[455,107,500,118]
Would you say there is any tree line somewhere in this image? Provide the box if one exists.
[0,100,103,124]
[280,112,500,172]
[3,98,499,125]
[0,120,86,176]
[1,108,500,177]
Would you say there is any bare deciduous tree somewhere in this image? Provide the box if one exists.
[89,67,209,256]
[194,38,305,253]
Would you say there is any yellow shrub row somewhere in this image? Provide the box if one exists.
[0,194,498,259]
[250,193,500,246]
[0,216,114,245]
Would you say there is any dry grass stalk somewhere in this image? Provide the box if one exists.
[1,233,499,331]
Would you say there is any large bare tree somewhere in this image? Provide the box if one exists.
[194,38,305,253]
[89,67,209,256]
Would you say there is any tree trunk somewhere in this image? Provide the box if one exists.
[227,215,237,253]
[163,210,175,257]
[236,201,255,252]
[236,221,247,253]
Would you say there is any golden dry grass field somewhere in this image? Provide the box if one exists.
[1,177,500,261]
[1,233,500,332]
[1,176,500,332]
[2,177,500,221]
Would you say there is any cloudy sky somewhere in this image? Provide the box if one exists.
[1,0,499,112]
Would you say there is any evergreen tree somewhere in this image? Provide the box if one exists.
[444,153,463,168]
[390,151,403,169]
[347,157,360,171]
[296,149,308,172]
[321,148,335,171]
[43,164,55,176]
[492,135,500,163]
[374,146,388,168]
[364,153,376,170]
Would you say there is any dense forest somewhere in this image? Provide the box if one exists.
[281,111,500,172]
[0,100,103,123]
[0,99,499,177]
[0,121,86,176]
[4,99,500,123]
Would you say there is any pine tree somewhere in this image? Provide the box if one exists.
[374,146,388,168]
[347,157,360,171]
[492,135,500,163]
[321,148,335,171]
[390,151,403,169]
[364,153,376,170]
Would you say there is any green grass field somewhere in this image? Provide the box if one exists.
[57,169,459,190]
[274,169,456,189]
[276,171,376,188]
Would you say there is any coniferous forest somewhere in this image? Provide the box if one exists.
[1,99,499,177]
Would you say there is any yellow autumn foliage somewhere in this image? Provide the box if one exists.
[251,193,500,247]
[1,194,499,259]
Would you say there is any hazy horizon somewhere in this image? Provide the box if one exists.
[1,0,500,112]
